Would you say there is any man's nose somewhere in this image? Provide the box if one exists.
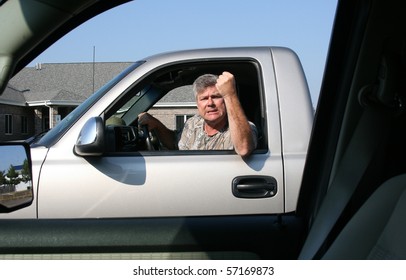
[207,97,214,106]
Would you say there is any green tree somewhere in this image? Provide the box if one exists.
[21,159,31,183]
[0,170,5,186]
[6,165,20,186]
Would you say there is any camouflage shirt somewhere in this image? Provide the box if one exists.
[178,115,257,151]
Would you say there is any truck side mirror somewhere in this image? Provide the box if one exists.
[0,142,33,212]
[74,117,105,156]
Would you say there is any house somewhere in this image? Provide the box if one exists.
[0,62,197,142]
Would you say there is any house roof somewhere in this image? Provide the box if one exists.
[3,62,196,107]
[24,89,89,107]
[10,62,133,96]
[0,84,26,106]
[158,85,195,107]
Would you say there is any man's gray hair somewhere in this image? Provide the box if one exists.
[192,74,218,97]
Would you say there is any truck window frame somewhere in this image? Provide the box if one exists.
[103,59,268,155]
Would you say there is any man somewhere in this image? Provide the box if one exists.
[138,71,257,157]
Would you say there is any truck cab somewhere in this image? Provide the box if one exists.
[1,46,313,219]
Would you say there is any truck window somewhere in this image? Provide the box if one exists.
[104,60,265,154]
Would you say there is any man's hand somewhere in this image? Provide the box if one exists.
[138,112,178,150]
[138,112,159,130]
[216,71,237,99]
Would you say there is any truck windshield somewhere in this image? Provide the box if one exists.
[34,61,144,147]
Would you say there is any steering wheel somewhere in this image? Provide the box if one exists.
[140,125,153,150]
[140,125,161,151]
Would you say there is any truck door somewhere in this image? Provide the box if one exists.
[37,59,288,218]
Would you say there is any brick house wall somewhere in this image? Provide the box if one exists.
[148,106,197,131]
[0,104,35,141]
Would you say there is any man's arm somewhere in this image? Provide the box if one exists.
[138,112,178,149]
[216,71,257,157]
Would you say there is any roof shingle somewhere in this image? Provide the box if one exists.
[3,62,196,105]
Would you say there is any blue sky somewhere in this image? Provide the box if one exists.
[0,145,27,173]
[30,0,338,105]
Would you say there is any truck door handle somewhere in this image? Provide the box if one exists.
[232,176,277,198]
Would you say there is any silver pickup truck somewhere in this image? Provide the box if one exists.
[1,46,313,219]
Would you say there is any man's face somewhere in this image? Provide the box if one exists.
[196,85,227,126]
